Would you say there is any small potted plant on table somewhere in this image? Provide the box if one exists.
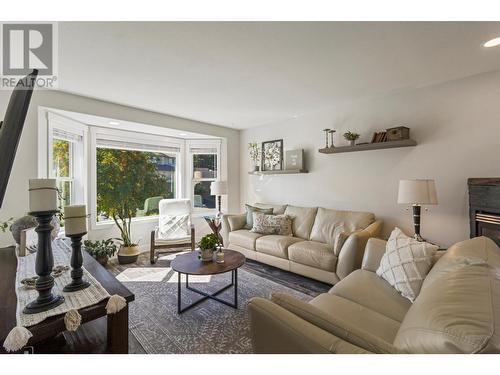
[83,239,118,266]
[343,131,360,146]
[198,233,219,262]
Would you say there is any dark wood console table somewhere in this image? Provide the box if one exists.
[0,246,135,354]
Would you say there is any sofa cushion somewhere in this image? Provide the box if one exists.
[244,204,273,230]
[271,293,398,353]
[310,208,375,254]
[284,205,318,240]
[329,269,412,322]
[228,229,264,251]
[256,235,304,259]
[227,214,247,231]
[376,227,438,302]
[254,202,288,215]
[394,236,500,354]
[288,240,337,271]
[251,213,293,236]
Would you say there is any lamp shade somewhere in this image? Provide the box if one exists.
[210,181,227,196]
[398,179,438,205]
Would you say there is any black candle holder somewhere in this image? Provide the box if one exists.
[63,232,90,292]
[23,211,65,314]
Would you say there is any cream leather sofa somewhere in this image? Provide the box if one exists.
[222,203,382,284]
[248,236,500,354]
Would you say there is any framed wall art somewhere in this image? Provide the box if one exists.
[261,139,283,171]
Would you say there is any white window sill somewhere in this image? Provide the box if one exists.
[91,215,159,230]
[89,210,217,230]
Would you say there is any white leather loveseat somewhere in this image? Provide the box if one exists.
[221,203,382,284]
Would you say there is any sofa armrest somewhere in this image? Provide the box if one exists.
[247,297,371,354]
[221,213,246,246]
[336,220,382,279]
[270,293,396,353]
[361,238,387,272]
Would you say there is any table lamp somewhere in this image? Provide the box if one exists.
[210,181,227,216]
[397,179,438,241]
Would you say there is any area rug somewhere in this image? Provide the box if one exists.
[109,252,316,354]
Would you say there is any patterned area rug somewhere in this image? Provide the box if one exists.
[108,252,328,354]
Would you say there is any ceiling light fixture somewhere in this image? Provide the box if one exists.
[108,121,120,125]
[483,37,500,48]
[179,133,188,136]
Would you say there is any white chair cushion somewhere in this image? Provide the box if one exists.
[157,199,192,240]
[376,227,438,302]
[158,213,190,240]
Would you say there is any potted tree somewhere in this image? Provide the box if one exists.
[83,239,117,266]
[198,233,219,262]
[96,148,170,264]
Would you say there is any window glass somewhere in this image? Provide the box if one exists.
[96,148,176,221]
[193,154,217,179]
[57,180,72,208]
[52,139,71,178]
[193,181,215,209]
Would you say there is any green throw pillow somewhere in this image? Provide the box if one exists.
[245,204,273,229]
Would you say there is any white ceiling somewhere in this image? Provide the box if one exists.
[58,22,500,129]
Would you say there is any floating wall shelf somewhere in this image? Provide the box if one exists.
[318,139,417,154]
[248,169,308,176]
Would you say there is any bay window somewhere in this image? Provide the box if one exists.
[91,130,182,224]
[188,140,221,212]
[47,113,87,211]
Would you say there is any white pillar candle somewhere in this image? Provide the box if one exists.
[29,179,58,212]
[64,205,88,236]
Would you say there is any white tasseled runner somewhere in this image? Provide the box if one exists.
[14,238,110,328]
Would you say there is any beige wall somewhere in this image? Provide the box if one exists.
[0,90,240,248]
[240,70,500,247]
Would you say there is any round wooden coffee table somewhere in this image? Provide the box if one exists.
[171,249,245,314]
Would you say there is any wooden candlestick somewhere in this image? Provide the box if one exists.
[63,232,90,292]
[23,211,65,314]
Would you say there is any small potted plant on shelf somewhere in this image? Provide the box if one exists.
[343,131,360,146]
[198,233,219,262]
[0,217,13,233]
[248,142,260,172]
[83,239,118,266]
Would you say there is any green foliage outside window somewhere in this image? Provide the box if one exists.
[96,148,174,246]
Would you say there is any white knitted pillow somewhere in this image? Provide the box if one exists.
[376,227,438,302]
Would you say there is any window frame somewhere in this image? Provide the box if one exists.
[45,112,88,207]
[186,139,222,214]
[89,127,185,229]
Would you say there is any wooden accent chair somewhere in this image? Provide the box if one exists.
[150,199,195,264]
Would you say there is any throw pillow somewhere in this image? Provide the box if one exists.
[158,213,190,240]
[251,213,293,236]
[244,204,273,229]
[376,227,438,302]
[227,215,247,231]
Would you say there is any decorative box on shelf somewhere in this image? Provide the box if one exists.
[386,126,410,141]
